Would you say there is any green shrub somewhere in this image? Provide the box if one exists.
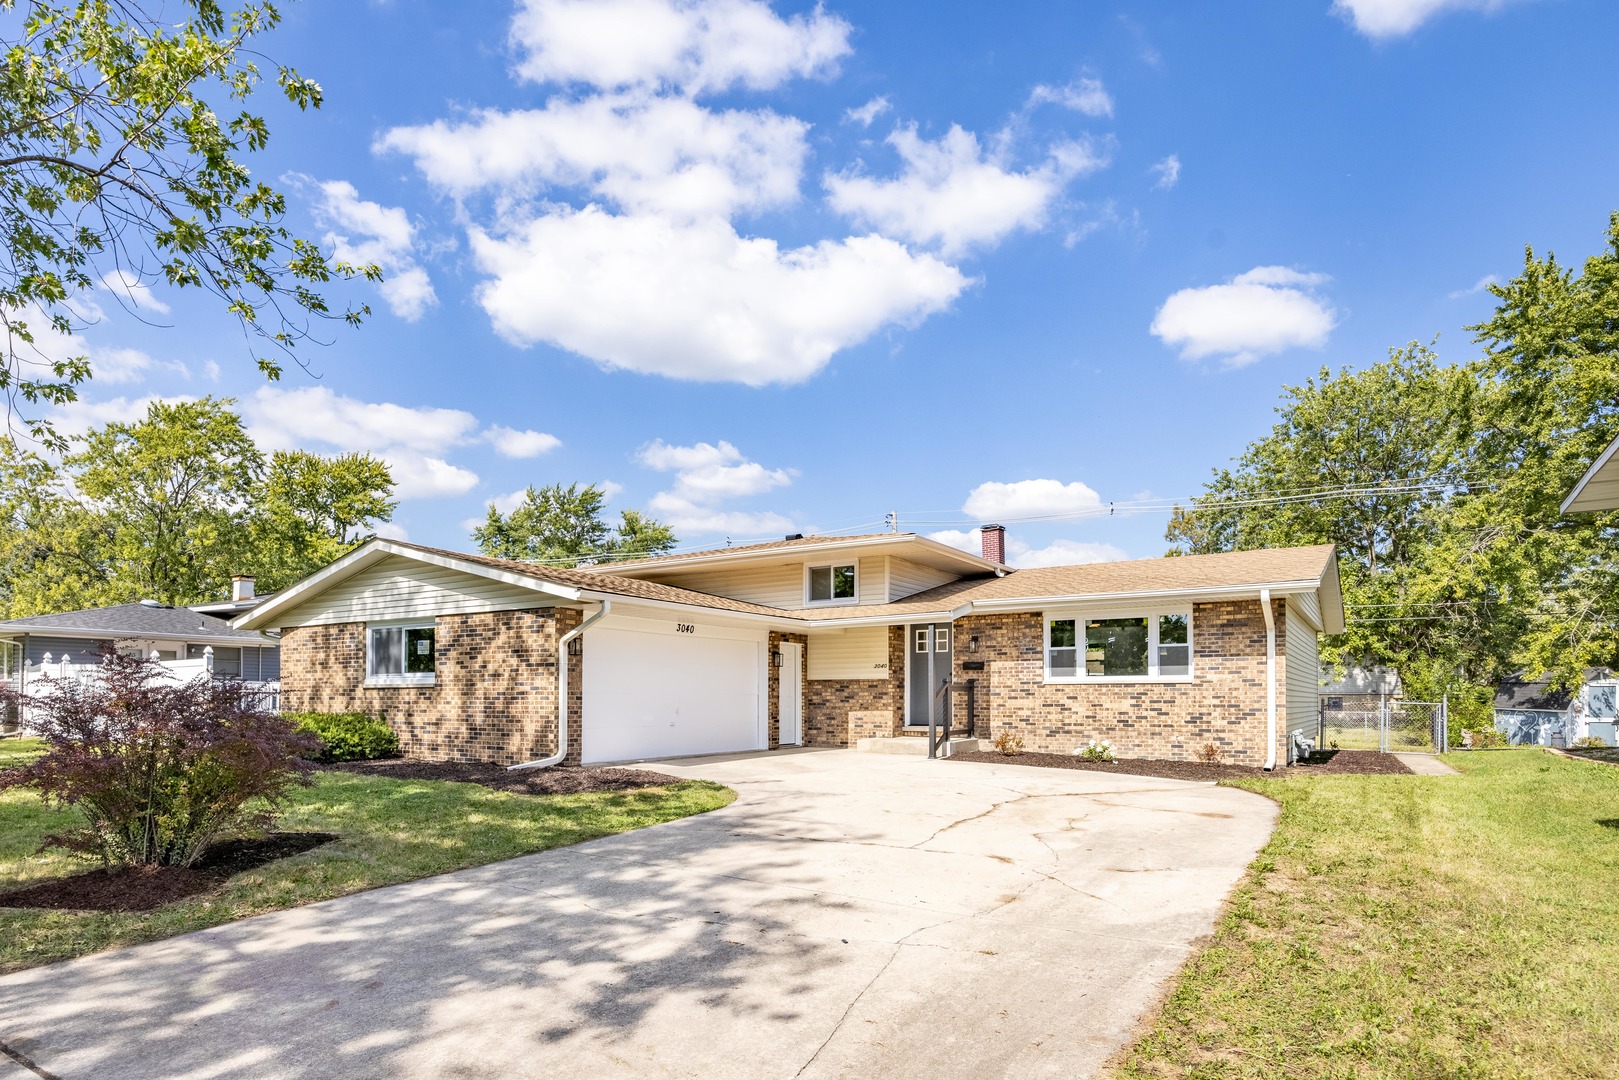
[287,712,400,762]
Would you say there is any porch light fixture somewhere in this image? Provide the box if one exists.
[566,637,584,658]
[969,635,980,653]
[772,650,785,668]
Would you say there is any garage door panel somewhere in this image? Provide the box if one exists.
[583,625,763,763]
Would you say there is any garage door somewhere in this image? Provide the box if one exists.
[582,623,764,763]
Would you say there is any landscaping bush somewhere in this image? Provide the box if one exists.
[287,712,400,762]
[1075,738,1116,762]
[0,651,319,867]
[991,730,1024,756]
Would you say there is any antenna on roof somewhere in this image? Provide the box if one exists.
[725,536,732,547]
[885,511,898,533]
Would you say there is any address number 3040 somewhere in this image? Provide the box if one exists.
[675,623,696,634]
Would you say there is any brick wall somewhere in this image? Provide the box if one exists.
[962,599,1294,766]
[280,607,582,766]
[804,625,904,745]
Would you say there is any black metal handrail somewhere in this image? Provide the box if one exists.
[927,678,977,759]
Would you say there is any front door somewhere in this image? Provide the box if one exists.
[906,623,953,728]
[779,642,803,746]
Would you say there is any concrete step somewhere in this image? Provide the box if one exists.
[856,736,984,758]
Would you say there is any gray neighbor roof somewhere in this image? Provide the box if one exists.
[0,602,274,643]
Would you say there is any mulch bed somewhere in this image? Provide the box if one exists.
[0,832,336,913]
[952,747,1413,780]
[324,758,682,795]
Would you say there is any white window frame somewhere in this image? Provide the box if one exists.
[804,562,858,606]
[365,618,438,687]
[1043,607,1194,684]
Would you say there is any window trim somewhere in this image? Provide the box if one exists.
[1043,607,1194,684]
[803,562,859,607]
[364,618,438,687]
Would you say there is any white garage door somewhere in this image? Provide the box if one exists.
[582,623,765,763]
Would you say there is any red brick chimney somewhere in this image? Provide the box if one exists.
[980,524,1006,564]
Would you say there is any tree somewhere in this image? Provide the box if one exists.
[473,483,678,566]
[0,397,396,612]
[250,450,395,590]
[0,0,378,446]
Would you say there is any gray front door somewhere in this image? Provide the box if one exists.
[906,623,953,727]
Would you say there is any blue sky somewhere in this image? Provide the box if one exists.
[61,0,1619,566]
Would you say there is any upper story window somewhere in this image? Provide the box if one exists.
[1045,610,1192,683]
[806,563,856,604]
[367,621,436,685]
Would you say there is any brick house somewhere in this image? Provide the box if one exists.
[236,531,1343,769]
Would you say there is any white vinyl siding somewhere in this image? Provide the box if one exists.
[642,562,805,609]
[1289,591,1324,631]
[857,556,886,605]
[807,626,889,680]
[276,556,544,627]
[888,557,956,601]
[1285,607,1320,758]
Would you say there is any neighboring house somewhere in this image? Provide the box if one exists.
[0,599,281,688]
[1562,432,1619,513]
[236,529,1344,770]
[189,574,273,618]
[1320,663,1401,699]
[1494,669,1618,747]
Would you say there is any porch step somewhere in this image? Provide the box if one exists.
[856,737,984,758]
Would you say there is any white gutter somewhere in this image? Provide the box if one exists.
[1261,588,1277,771]
[509,600,611,771]
[966,579,1322,611]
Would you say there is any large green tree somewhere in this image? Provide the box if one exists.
[473,483,677,567]
[1167,213,1619,709]
[0,396,394,612]
[0,0,377,446]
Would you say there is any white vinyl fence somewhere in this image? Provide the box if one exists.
[11,648,280,731]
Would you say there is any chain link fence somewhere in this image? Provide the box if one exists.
[1319,694,1448,754]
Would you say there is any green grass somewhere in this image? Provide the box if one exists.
[0,738,733,973]
[1115,749,1619,1079]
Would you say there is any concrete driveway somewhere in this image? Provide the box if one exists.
[0,749,1276,1080]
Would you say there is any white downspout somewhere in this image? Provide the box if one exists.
[509,600,610,771]
[1261,588,1277,771]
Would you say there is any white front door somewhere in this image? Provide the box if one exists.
[779,642,803,746]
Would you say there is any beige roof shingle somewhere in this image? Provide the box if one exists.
[578,532,901,572]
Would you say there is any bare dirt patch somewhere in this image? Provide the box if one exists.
[326,758,682,795]
[953,747,1413,780]
[0,832,336,913]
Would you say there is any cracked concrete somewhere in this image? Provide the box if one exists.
[0,748,1276,1080]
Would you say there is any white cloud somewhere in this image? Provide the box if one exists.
[962,478,1104,521]
[50,394,192,436]
[1026,76,1114,118]
[489,488,532,514]
[375,522,410,542]
[245,387,480,499]
[1149,154,1181,190]
[202,359,221,382]
[379,95,809,221]
[599,480,625,501]
[845,95,890,127]
[508,0,852,95]
[927,526,1126,568]
[638,438,793,537]
[1007,539,1128,569]
[1150,265,1337,367]
[484,425,562,458]
[469,208,966,385]
[99,270,171,316]
[307,179,438,321]
[6,302,187,386]
[826,126,1109,256]
[1449,273,1499,299]
[1332,0,1519,38]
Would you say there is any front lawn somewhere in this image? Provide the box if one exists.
[1115,749,1619,1079]
[0,738,733,973]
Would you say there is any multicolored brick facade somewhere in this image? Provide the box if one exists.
[280,607,584,765]
[804,625,905,746]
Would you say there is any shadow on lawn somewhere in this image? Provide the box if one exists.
[1597,819,1619,830]
[0,798,876,1079]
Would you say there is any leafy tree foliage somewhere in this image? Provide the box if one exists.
[473,483,677,567]
[1168,213,1619,704]
[0,396,394,612]
[0,649,318,867]
[0,0,377,445]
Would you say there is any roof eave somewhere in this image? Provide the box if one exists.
[1562,433,1619,514]
[966,578,1329,612]
[597,533,1004,578]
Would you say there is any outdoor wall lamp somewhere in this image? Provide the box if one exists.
[968,635,980,653]
[772,650,785,668]
[566,637,584,657]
